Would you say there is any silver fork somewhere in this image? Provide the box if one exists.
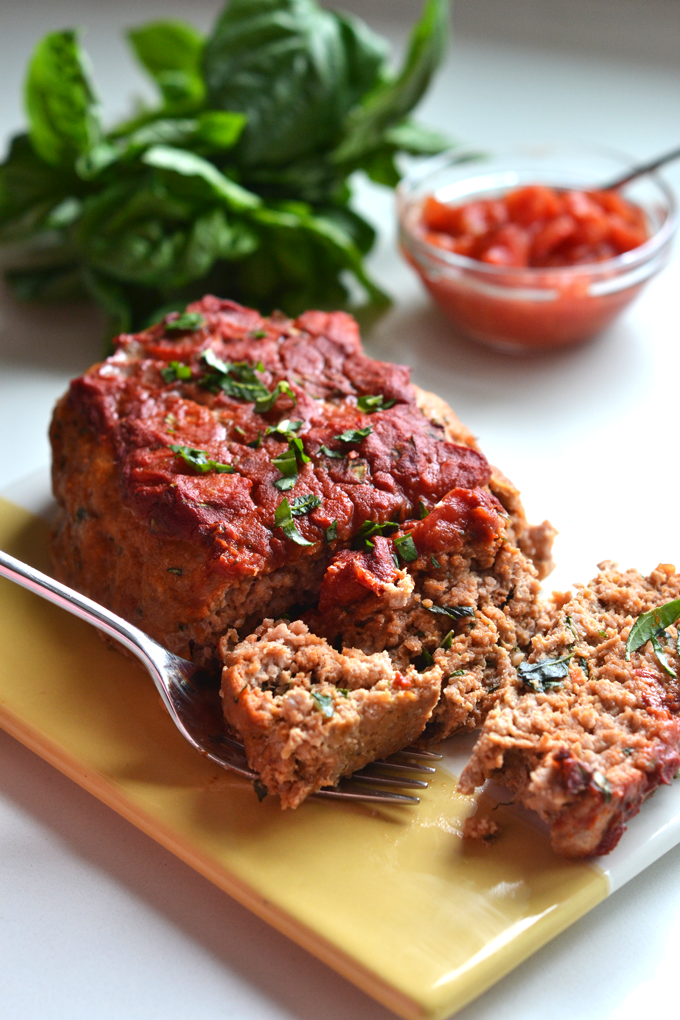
[0,549,440,805]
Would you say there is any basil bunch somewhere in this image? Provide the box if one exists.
[0,0,451,335]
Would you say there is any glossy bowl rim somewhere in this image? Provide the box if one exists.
[397,142,678,280]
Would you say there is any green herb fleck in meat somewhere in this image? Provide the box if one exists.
[427,604,475,622]
[311,690,334,718]
[626,598,680,679]
[518,655,572,693]
[325,519,338,542]
[289,494,322,516]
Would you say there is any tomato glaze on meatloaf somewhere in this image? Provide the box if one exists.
[50,295,551,671]
[459,562,680,858]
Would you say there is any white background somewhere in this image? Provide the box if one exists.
[2,2,680,1018]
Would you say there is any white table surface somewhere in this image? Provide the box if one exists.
[2,2,680,1018]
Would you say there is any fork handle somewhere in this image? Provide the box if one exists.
[0,548,173,695]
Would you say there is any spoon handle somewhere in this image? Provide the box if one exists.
[603,144,680,190]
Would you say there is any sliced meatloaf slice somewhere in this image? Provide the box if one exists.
[303,488,548,740]
[459,562,680,858]
[51,296,550,669]
[220,619,442,808]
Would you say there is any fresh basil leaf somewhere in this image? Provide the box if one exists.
[326,519,338,542]
[440,629,453,650]
[166,312,206,332]
[80,267,133,336]
[142,145,261,211]
[161,360,193,382]
[311,690,334,718]
[650,633,677,679]
[518,655,572,693]
[200,348,270,400]
[356,393,395,414]
[169,443,234,473]
[625,599,680,659]
[360,148,401,188]
[254,380,297,413]
[288,434,310,464]
[394,532,418,563]
[417,500,430,520]
[290,494,322,516]
[196,110,248,150]
[127,20,206,111]
[335,425,372,444]
[430,554,440,569]
[24,29,101,168]
[0,134,75,242]
[247,430,262,449]
[382,119,452,155]
[333,0,449,166]
[204,0,385,169]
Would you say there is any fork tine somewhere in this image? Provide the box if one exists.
[349,771,428,789]
[392,747,443,760]
[370,759,437,774]
[313,787,420,804]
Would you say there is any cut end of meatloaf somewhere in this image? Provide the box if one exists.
[459,562,680,858]
[49,296,551,668]
[220,619,442,808]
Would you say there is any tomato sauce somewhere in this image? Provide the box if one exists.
[421,185,648,267]
[408,185,651,352]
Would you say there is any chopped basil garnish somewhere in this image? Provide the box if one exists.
[356,394,396,413]
[273,497,314,546]
[160,360,192,383]
[165,312,206,332]
[311,690,334,718]
[233,425,246,437]
[393,533,418,562]
[272,433,310,491]
[427,604,475,621]
[337,688,350,697]
[578,656,590,677]
[254,379,297,413]
[319,443,343,458]
[253,779,268,802]
[290,494,322,516]
[417,500,430,519]
[430,554,440,569]
[626,598,680,679]
[200,348,269,401]
[326,519,338,542]
[518,655,572,693]
[169,444,234,474]
[265,419,302,438]
[334,425,373,444]
[252,330,268,339]
[167,567,182,576]
[247,430,262,449]
[449,669,466,678]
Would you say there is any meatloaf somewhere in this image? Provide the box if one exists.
[220,619,442,808]
[50,295,551,670]
[459,562,680,858]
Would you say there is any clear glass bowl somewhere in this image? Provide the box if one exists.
[397,143,677,353]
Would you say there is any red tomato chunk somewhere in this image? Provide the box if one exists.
[421,185,649,267]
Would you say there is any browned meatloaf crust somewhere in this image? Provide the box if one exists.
[50,295,549,670]
[459,562,680,858]
[220,619,442,808]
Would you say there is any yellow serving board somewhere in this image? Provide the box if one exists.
[0,496,607,1019]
